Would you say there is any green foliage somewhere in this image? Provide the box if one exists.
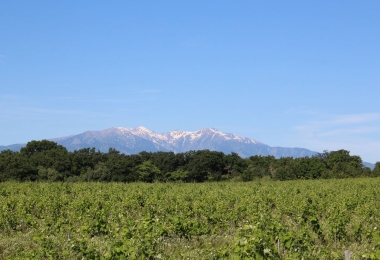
[105,152,139,182]
[0,140,378,182]
[69,148,104,176]
[166,168,189,182]
[1,179,380,258]
[372,162,380,177]
[135,160,162,182]
[224,152,248,176]
[184,150,226,182]
[81,162,111,182]
[37,166,63,181]
[242,164,266,181]
[325,150,365,178]
[20,139,64,156]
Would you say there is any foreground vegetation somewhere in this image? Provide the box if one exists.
[1,140,379,183]
[1,179,380,259]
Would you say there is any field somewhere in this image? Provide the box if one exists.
[1,179,380,259]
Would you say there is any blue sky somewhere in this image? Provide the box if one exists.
[1,1,379,163]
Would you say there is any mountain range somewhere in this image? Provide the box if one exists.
[1,126,317,157]
[0,126,375,168]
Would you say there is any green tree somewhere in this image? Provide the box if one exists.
[0,150,35,181]
[293,157,326,179]
[242,164,267,181]
[224,152,247,178]
[372,162,380,177]
[272,157,299,180]
[106,150,140,182]
[147,151,180,175]
[81,162,111,182]
[135,161,162,182]
[38,166,63,181]
[19,140,71,180]
[70,148,104,177]
[247,155,275,179]
[20,140,63,156]
[325,150,365,178]
[166,168,189,182]
[184,150,226,182]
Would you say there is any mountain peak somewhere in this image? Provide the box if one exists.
[136,126,150,131]
[196,128,220,134]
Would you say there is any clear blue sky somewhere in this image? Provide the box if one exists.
[1,1,379,163]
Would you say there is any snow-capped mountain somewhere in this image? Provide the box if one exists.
[117,126,262,153]
[0,126,318,158]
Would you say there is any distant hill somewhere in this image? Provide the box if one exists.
[0,143,24,152]
[363,162,375,170]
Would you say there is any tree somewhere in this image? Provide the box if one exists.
[224,152,247,177]
[166,168,189,182]
[273,157,297,180]
[70,148,104,177]
[20,140,65,156]
[135,161,162,182]
[81,162,111,182]
[0,150,37,181]
[325,150,365,178]
[242,164,266,181]
[38,166,63,181]
[18,140,71,180]
[184,150,226,182]
[147,151,179,175]
[106,152,139,182]
[372,162,380,177]
[0,150,15,181]
[247,155,275,179]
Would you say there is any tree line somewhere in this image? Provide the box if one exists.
[0,140,379,182]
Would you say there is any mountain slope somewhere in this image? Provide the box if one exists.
[51,127,170,154]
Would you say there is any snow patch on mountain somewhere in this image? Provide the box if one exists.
[115,126,260,146]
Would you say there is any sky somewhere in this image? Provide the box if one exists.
[1,1,379,163]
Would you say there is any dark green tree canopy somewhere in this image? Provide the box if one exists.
[21,140,67,156]
[0,141,378,182]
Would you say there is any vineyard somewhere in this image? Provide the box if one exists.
[1,179,380,259]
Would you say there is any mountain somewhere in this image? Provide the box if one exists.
[0,143,24,152]
[363,162,375,170]
[0,126,317,158]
